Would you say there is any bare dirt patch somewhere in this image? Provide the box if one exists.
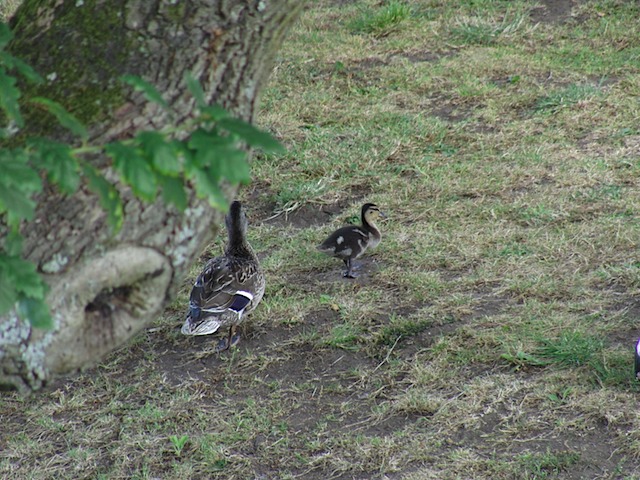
[263,202,343,228]
[530,0,579,25]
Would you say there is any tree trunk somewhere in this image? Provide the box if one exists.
[0,0,305,391]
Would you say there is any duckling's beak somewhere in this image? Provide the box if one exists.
[635,338,640,381]
[379,210,388,219]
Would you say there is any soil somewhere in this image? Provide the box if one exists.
[530,0,579,25]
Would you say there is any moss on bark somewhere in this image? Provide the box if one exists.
[9,0,132,138]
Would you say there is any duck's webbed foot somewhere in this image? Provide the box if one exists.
[216,336,231,352]
[342,258,358,278]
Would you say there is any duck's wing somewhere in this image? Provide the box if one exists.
[317,225,369,257]
[182,256,260,335]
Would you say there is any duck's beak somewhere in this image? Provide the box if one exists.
[379,210,388,219]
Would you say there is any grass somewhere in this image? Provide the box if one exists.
[534,83,605,113]
[348,0,413,37]
[517,449,582,479]
[449,13,530,46]
[3,0,640,478]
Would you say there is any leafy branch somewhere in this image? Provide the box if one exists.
[0,23,283,329]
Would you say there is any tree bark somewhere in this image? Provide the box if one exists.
[0,0,305,391]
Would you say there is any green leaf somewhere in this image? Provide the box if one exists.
[190,167,227,209]
[0,254,51,328]
[185,72,206,108]
[158,174,188,211]
[186,128,234,171]
[0,273,17,315]
[218,151,250,184]
[207,147,248,183]
[199,104,230,121]
[9,55,42,84]
[186,128,250,184]
[31,97,88,140]
[0,23,13,49]
[187,128,234,152]
[4,229,23,256]
[217,117,284,153]
[0,276,18,315]
[137,131,181,176]
[106,142,158,201]
[0,51,42,83]
[122,75,171,112]
[0,149,42,191]
[3,255,47,298]
[0,69,23,126]
[28,138,79,194]
[82,164,123,232]
[173,140,195,170]
[186,139,215,173]
[0,184,37,225]
[0,150,41,225]
[17,297,52,329]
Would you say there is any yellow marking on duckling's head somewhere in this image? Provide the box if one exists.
[362,203,386,222]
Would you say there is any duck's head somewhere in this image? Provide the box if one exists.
[361,203,386,224]
[226,200,248,236]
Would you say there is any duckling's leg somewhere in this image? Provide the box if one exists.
[343,258,357,278]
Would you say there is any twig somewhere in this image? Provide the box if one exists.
[372,335,401,374]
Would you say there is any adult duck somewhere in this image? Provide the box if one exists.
[181,201,265,351]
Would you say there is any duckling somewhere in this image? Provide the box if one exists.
[635,338,640,381]
[317,203,385,278]
[181,201,265,352]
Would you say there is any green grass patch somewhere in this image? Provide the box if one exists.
[534,83,604,114]
[323,323,362,350]
[536,331,605,368]
[375,314,433,346]
[517,449,581,479]
[448,11,529,46]
[348,0,412,37]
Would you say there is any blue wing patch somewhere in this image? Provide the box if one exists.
[229,292,253,313]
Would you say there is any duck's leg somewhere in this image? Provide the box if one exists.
[343,258,357,278]
[229,324,241,348]
[216,325,241,352]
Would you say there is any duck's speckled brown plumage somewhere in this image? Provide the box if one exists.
[181,201,265,350]
[317,203,384,278]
